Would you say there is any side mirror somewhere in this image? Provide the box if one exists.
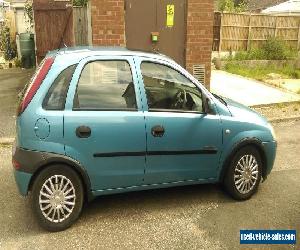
[204,97,216,115]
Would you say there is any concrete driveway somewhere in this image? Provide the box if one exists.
[0,69,34,138]
[0,120,299,249]
[211,70,300,106]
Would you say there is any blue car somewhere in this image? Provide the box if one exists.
[12,47,277,231]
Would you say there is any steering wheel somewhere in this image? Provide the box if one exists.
[172,89,187,109]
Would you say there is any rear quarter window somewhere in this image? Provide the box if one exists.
[43,64,77,110]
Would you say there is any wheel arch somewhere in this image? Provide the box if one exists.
[219,138,268,182]
[28,154,93,201]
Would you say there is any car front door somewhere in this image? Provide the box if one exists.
[64,56,146,191]
[135,58,223,184]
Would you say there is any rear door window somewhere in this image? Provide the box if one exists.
[73,60,137,110]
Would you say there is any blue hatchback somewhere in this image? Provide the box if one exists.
[12,47,277,231]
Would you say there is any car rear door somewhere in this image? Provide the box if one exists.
[135,57,223,184]
[64,55,146,191]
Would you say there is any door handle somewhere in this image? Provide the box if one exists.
[76,126,91,138]
[151,125,165,137]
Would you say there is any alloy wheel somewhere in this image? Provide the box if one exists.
[234,154,259,194]
[39,175,76,223]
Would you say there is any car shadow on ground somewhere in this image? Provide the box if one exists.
[81,183,235,219]
[11,184,233,232]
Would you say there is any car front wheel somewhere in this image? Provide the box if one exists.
[31,165,84,231]
[224,146,262,200]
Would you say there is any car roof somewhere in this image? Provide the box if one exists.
[48,46,175,65]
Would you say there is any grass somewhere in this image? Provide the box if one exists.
[224,62,300,81]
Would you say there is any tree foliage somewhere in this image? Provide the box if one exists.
[218,0,248,12]
[73,0,89,7]
[24,0,34,32]
[0,26,16,60]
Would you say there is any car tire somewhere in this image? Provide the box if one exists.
[31,165,84,231]
[224,146,262,200]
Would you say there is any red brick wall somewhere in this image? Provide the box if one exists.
[186,0,214,88]
[91,0,126,46]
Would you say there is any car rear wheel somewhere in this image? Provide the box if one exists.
[31,165,84,231]
[224,146,262,200]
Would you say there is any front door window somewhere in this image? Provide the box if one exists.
[141,62,204,113]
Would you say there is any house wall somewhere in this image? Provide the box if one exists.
[15,8,29,34]
[90,0,213,88]
[186,0,214,88]
[10,1,32,34]
[91,0,126,46]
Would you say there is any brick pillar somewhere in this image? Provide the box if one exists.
[91,0,126,46]
[186,0,214,89]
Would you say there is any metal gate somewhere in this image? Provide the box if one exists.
[125,0,186,66]
[33,0,74,63]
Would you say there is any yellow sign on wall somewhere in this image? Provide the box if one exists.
[166,5,175,27]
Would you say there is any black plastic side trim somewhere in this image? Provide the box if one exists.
[148,149,218,155]
[93,148,218,157]
[94,152,145,157]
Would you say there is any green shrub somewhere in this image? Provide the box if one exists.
[248,48,267,60]
[234,48,267,60]
[233,51,249,60]
[230,38,296,61]
[14,58,22,68]
[262,37,289,60]
[291,69,300,79]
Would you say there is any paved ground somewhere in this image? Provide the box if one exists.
[211,70,300,106]
[0,120,299,249]
[0,69,34,138]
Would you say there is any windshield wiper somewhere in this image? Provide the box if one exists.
[212,93,227,106]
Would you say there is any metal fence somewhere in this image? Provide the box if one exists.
[213,12,300,51]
